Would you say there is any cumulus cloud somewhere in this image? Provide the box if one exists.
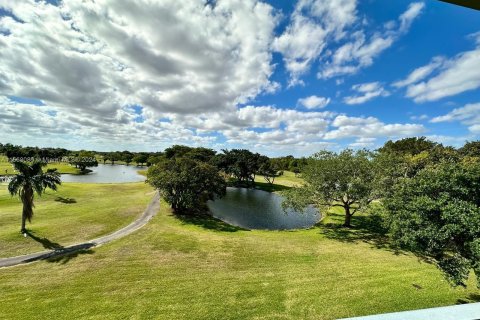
[297,95,330,109]
[0,0,278,117]
[273,0,357,84]
[349,137,377,148]
[0,1,432,155]
[318,2,425,79]
[400,33,480,102]
[431,103,480,133]
[324,115,425,140]
[343,82,389,105]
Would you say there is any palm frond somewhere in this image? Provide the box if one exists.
[12,161,31,176]
[8,175,25,196]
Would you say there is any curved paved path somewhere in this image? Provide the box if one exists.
[0,191,160,268]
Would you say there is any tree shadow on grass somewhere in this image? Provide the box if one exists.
[45,244,95,265]
[25,231,95,264]
[317,213,400,253]
[175,213,248,232]
[55,196,77,204]
[26,230,63,250]
[457,293,480,304]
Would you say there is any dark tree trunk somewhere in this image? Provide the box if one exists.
[21,212,26,233]
[343,205,352,228]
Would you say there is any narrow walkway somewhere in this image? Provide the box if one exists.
[0,191,160,268]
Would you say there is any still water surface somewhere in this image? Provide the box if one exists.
[61,164,145,183]
[207,187,320,230]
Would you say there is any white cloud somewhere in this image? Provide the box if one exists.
[393,56,445,88]
[343,82,389,105]
[0,1,434,155]
[410,114,429,121]
[324,115,425,140]
[399,2,425,33]
[431,103,480,133]
[401,33,480,102]
[319,2,424,79]
[349,137,377,148]
[273,0,357,84]
[297,95,331,109]
[0,0,278,117]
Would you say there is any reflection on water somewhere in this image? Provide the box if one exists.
[61,164,145,183]
[207,187,320,230]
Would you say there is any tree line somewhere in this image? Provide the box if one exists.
[146,138,480,288]
[282,137,480,288]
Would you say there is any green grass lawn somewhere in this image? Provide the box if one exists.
[0,155,81,175]
[255,170,304,192]
[0,182,153,257]
[0,183,478,319]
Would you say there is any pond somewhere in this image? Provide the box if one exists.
[207,187,320,230]
[61,164,146,183]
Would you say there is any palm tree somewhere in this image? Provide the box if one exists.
[8,161,61,233]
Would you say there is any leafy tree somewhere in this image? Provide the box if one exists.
[258,157,279,185]
[147,158,226,213]
[379,137,438,156]
[109,152,122,165]
[8,161,61,233]
[122,151,134,166]
[186,147,217,163]
[375,141,459,198]
[68,151,98,172]
[214,149,261,187]
[459,141,480,166]
[147,155,164,166]
[283,150,376,227]
[133,154,149,166]
[164,145,193,159]
[384,162,480,287]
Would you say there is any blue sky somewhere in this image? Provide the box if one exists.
[0,0,479,156]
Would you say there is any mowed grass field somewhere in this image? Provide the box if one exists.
[0,182,153,257]
[0,155,80,175]
[255,170,304,192]
[0,181,478,319]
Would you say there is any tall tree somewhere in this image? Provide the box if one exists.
[384,162,480,287]
[258,157,279,185]
[8,161,61,233]
[283,150,376,227]
[133,154,149,166]
[68,151,98,172]
[459,141,480,158]
[214,149,261,187]
[379,137,438,156]
[147,158,226,213]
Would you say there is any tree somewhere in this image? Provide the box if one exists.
[164,145,193,159]
[379,137,438,156]
[147,158,226,213]
[109,152,122,165]
[122,151,134,166]
[8,161,61,233]
[68,151,98,172]
[459,141,480,164]
[384,162,480,287]
[375,141,459,197]
[283,150,376,227]
[147,155,164,166]
[214,149,261,187]
[258,157,279,185]
[133,154,148,166]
